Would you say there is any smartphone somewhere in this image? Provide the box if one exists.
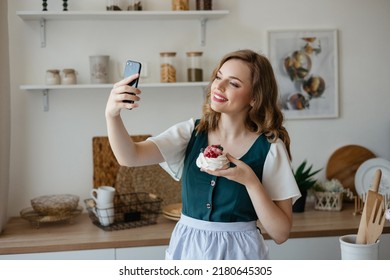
[123,60,142,103]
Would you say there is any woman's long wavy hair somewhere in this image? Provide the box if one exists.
[196,49,292,159]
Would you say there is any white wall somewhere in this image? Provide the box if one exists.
[0,0,10,232]
[6,0,390,216]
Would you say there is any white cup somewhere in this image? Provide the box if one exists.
[92,203,115,226]
[91,186,115,207]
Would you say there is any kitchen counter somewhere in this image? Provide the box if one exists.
[0,203,389,255]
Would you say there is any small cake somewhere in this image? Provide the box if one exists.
[196,144,229,171]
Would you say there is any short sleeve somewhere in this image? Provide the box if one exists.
[262,139,301,204]
[147,118,195,181]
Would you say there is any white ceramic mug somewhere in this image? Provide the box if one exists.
[92,203,115,226]
[91,186,115,207]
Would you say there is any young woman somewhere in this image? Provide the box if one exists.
[105,49,300,259]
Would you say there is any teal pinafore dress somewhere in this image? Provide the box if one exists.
[165,121,271,260]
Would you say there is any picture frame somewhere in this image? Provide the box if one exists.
[268,29,339,119]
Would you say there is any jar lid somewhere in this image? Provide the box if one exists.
[63,68,75,73]
[47,69,60,74]
[186,51,203,56]
[160,52,177,57]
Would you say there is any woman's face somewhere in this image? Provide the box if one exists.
[210,59,253,116]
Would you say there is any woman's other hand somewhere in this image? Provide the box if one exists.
[201,153,260,187]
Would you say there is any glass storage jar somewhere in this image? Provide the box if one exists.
[196,0,212,10]
[172,0,189,11]
[186,51,203,82]
[160,52,177,83]
[106,0,121,10]
[128,0,143,10]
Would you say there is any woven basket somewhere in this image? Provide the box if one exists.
[31,194,79,216]
[314,191,343,211]
[92,136,181,207]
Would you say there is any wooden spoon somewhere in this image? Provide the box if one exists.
[356,169,383,244]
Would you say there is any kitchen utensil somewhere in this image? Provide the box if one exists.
[356,169,383,244]
[355,158,390,197]
[366,199,385,244]
[326,145,376,196]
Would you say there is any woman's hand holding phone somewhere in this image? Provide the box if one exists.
[105,60,142,117]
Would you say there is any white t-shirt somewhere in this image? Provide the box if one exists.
[148,118,301,203]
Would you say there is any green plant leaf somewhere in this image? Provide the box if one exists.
[293,160,322,191]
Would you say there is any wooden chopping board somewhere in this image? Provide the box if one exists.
[326,145,376,195]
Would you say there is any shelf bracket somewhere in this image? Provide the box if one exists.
[42,89,49,111]
[40,18,46,48]
[200,18,207,46]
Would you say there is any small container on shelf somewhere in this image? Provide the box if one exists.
[160,52,177,83]
[106,0,121,11]
[45,69,60,85]
[62,69,77,85]
[196,0,213,10]
[127,0,143,10]
[172,0,189,11]
[186,51,203,82]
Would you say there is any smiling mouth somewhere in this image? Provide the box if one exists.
[213,93,228,102]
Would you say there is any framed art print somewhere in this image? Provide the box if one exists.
[268,29,339,119]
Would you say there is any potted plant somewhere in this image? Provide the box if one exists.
[312,179,353,211]
[292,160,322,212]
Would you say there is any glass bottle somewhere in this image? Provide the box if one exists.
[186,51,203,82]
[160,52,177,83]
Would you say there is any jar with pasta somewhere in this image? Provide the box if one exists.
[172,0,189,10]
[186,51,203,82]
[160,52,177,83]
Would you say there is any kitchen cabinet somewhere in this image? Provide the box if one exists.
[0,248,115,260]
[1,204,390,260]
[116,246,168,260]
[2,236,389,260]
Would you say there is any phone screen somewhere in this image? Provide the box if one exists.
[123,60,142,104]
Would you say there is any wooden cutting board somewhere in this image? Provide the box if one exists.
[326,145,376,195]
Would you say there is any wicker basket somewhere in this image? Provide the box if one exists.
[85,192,162,231]
[314,191,343,211]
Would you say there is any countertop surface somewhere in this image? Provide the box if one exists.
[0,203,389,255]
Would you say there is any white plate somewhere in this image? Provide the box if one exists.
[355,158,390,196]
